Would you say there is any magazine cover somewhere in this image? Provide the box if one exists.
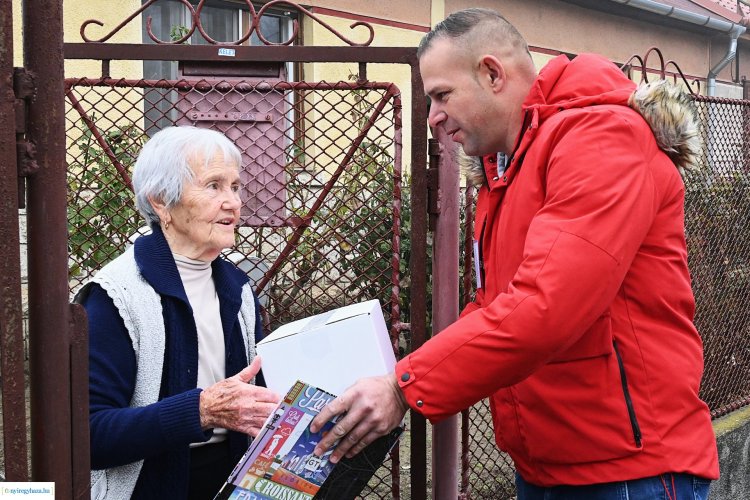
[214,380,339,500]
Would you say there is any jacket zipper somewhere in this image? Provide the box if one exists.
[613,340,642,448]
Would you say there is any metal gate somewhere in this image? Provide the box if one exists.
[2,1,430,498]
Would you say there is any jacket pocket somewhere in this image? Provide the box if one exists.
[549,314,612,363]
[513,317,644,464]
[613,340,642,448]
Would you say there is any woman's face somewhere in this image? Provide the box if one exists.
[161,151,241,261]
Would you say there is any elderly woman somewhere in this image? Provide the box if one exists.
[80,126,280,499]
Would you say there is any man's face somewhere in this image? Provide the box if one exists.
[420,38,504,156]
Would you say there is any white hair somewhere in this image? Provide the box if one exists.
[133,126,242,226]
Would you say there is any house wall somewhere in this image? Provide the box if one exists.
[9,1,747,120]
[12,0,747,169]
[447,0,727,91]
[12,0,142,77]
[303,0,431,26]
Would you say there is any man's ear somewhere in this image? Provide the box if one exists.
[479,54,506,93]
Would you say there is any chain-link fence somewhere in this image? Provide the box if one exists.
[64,75,408,499]
[456,182,515,500]
[687,95,750,418]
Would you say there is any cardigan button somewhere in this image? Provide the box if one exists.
[492,176,499,181]
[401,373,410,382]
[416,400,424,407]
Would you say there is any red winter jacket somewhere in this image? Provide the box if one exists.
[395,54,718,486]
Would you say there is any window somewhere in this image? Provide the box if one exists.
[142,0,295,133]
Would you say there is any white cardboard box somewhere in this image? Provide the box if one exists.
[256,299,397,396]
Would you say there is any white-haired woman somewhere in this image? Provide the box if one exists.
[80,126,280,499]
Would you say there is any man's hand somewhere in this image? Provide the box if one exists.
[199,356,281,437]
[310,373,408,463]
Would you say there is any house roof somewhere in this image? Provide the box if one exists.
[711,0,750,22]
[679,0,745,23]
[562,0,747,33]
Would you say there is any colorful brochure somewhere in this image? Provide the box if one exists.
[214,380,402,500]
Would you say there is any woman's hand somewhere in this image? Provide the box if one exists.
[199,356,281,437]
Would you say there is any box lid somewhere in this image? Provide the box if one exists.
[258,299,381,345]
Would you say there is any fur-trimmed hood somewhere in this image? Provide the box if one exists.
[628,80,700,177]
[460,54,701,185]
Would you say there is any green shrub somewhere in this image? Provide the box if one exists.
[67,120,144,278]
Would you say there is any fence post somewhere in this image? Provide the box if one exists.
[430,132,460,499]
[23,0,73,494]
[0,0,30,482]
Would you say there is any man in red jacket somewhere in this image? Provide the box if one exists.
[311,8,718,499]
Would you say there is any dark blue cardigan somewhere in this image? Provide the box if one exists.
[84,226,264,499]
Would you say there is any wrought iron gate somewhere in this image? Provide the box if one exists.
[2,1,430,498]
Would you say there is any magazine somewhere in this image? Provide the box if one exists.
[214,380,403,500]
[215,380,339,500]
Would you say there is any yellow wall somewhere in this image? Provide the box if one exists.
[12,1,21,66]
[12,0,142,77]
[64,2,145,168]
[63,0,143,79]
[12,0,146,174]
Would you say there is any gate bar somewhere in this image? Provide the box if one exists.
[24,0,73,494]
[64,43,418,64]
[69,303,90,498]
[390,92,404,500]
[409,62,429,500]
[0,0,29,481]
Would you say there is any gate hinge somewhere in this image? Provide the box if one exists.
[13,68,38,208]
[427,138,441,230]
[13,67,36,100]
[16,140,39,177]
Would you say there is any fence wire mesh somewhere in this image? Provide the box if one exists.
[687,96,750,418]
[460,402,515,499]
[64,75,406,499]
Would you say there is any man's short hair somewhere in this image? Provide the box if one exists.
[417,8,529,59]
